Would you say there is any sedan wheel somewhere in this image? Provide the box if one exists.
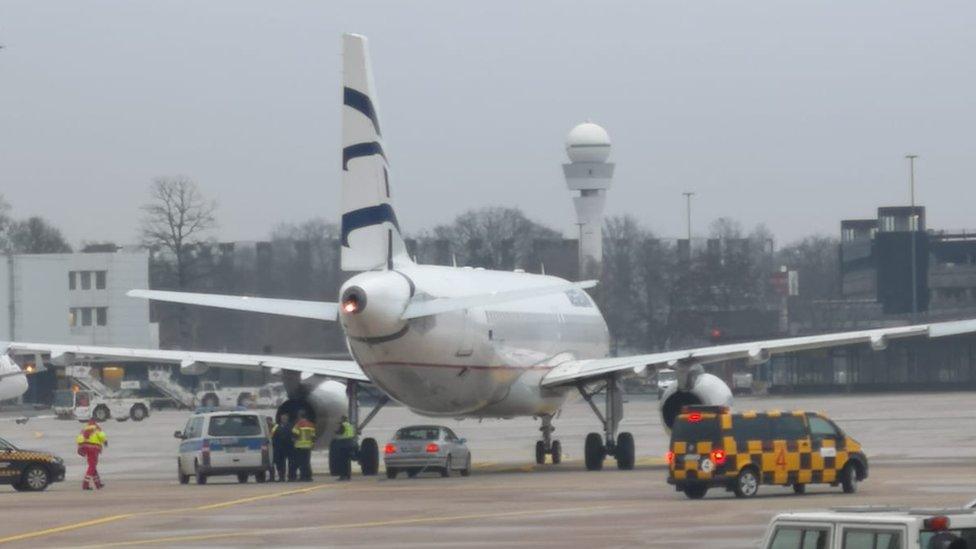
[23,465,50,491]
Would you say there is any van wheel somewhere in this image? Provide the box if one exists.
[733,467,760,498]
[178,460,190,485]
[792,483,806,494]
[93,405,110,422]
[237,473,249,483]
[841,463,858,494]
[684,484,708,499]
[195,461,207,485]
[255,471,267,483]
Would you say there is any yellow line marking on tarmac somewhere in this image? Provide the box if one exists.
[80,503,644,548]
[0,514,135,545]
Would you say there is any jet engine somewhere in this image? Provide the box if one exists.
[276,377,348,447]
[658,372,733,431]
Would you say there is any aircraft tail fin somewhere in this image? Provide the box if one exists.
[340,33,410,272]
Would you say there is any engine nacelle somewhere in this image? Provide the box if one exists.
[659,372,733,432]
[275,378,348,448]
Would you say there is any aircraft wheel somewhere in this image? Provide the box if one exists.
[130,404,148,421]
[551,440,562,464]
[584,433,605,471]
[359,438,379,476]
[535,441,546,464]
[615,432,635,470]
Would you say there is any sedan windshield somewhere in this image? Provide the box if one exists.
[395,427,440,441]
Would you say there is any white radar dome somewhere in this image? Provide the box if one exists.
[565,122,611,163]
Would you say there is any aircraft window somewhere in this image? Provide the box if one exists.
[772,416,807,439]
[769,526,829,549]
[733,416,771,440]
[808,416,839,438]
[396,427,440,441]
[842,529,902,549]
[208,415,262,437]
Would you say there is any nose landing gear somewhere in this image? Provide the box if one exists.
[535,415,562,464]
[578,376,635,471]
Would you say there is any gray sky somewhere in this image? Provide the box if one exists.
[1,1,973,247]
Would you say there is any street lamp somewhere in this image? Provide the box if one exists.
[682,191,695,242]
[905,154,918,317]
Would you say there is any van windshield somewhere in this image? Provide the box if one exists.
[208,415,262,437]
[671,416,720,443]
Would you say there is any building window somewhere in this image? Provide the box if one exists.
[95,271,107,290]
[96,307,108,326]
[81,308,92,326]
[880,216,895,232]
[81,271,92,290]
[69,308,77,327]
[69,271,76,290]
[842,228,855,242]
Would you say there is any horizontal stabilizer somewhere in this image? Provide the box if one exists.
[402,280,598,320]
[127,290,338,321]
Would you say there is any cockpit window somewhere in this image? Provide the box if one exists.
[565,289,593,308]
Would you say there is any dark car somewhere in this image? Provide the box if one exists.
[0,436,66,491]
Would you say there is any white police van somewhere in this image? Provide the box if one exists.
[174,409,274,485]
[762,507,975,549]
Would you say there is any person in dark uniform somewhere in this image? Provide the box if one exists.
[334,415,356,481]
[270,413,294,482]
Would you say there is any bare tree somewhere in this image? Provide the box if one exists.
[430,207,560,269]
[141,177,217,348]
[270,217,338,244]
[8,217,72,253]
[140,176,217,290]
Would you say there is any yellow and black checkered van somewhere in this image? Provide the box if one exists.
[666,406,868,499]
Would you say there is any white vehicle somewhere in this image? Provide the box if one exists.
[656,368,676,399]
[732,371,754,394]
[762,507,975,549]
[174,410,274,485]
[6,33,976,478]
[256,382,287,409]
[195,380,262,409]
[52,389,150,422]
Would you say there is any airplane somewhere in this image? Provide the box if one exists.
[0,354,30,402]
[7,33,976,475]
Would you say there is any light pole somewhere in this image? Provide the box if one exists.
[682,191,695,242]
[905,154,918,317]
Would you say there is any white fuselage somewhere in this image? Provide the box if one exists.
[0,355,29,402]
[340,265,610,418]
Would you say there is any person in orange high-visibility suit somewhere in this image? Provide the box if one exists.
[76,419,108,490]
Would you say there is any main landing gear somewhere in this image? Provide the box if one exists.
[535,415,562,464]
[329,380,390,478]
[577,376,635,471]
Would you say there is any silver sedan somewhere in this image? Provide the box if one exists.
[383,425,472,479]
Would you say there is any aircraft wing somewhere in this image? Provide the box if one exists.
[541,318,976,387]
[126,290,339,321]
[1,342,369,382]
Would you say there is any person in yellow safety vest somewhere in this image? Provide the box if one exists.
[76,419,108,490]
[334,415,357,481]
[291,410,316,482]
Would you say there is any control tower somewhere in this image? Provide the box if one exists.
[563,122,614,280]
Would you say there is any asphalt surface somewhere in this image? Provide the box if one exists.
[1,391,975,548]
